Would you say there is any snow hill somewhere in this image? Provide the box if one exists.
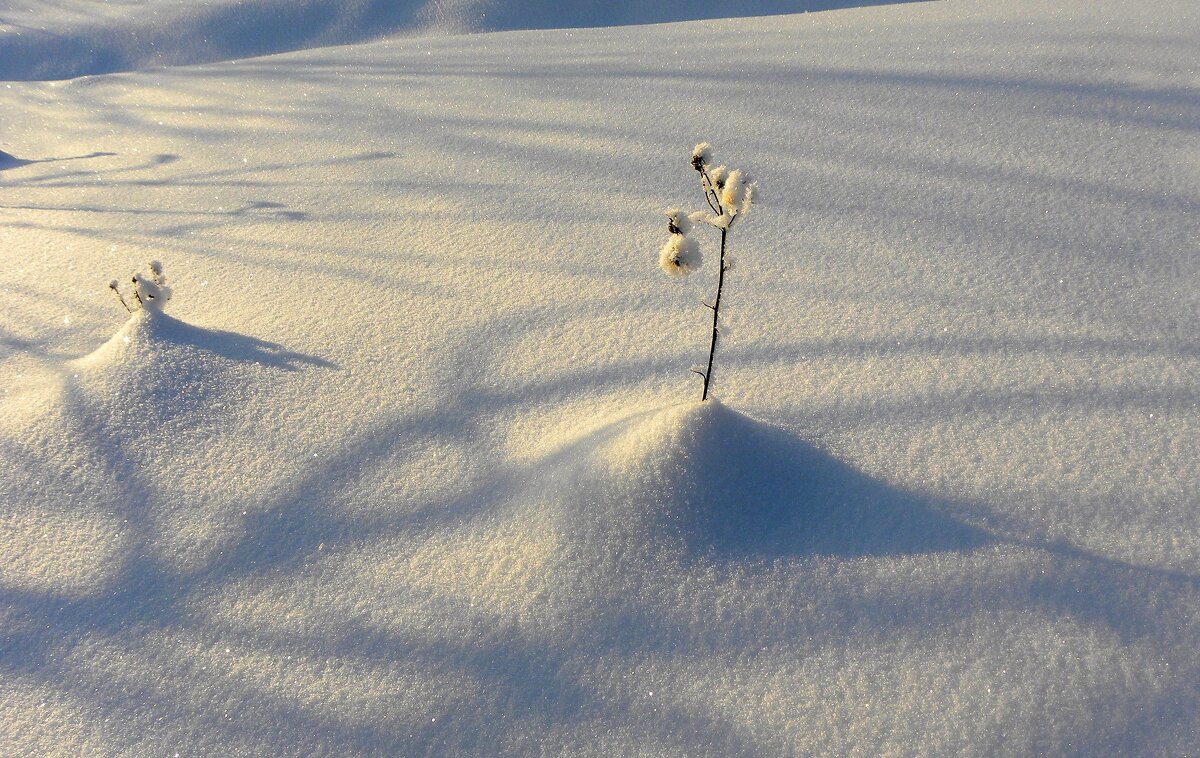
[2,0,1198,754]
[0,0,913,81]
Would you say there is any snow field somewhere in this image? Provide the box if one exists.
[1,0,1198,754]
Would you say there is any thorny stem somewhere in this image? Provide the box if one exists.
[701,226,728,401]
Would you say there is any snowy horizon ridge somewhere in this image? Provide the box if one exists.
[2,0,1199,754]
[0,0,921,81]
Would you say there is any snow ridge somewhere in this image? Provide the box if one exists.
[0,0,913,80]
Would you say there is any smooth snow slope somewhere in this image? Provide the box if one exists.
[2,0,1199,754]
[0,0,919,81]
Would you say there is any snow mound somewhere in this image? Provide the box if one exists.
[0,0,909,81]
[542,400,992,562]
[71,310,330,432]
[0,309,339,592]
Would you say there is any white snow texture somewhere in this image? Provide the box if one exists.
[1,0,1198,755]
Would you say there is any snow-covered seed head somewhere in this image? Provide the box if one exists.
[133,273,160,302]
[691,142,713,171]
[108,279,131,312]
[708,165,728,190]
[720,169,746,210]
[131,262,172,313]
[739,181,754,218]
[659,234,702,277]
[664,207,692,236]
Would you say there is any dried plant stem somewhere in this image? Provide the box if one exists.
[109,282,131,312]
[701,227,728,401]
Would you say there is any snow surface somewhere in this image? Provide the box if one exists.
[2,0,1199,754]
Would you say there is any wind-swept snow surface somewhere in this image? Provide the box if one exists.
[2,0,1199,754]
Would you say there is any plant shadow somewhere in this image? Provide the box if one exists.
[146,312,337,371]
[0,149,29,170]
[0,149,117,171]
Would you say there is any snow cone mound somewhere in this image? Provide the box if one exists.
[71,269,332,439]
[71,309,259,433]
[544,400,992,564]
[0,299,337,583]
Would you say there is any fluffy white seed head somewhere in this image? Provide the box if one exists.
[720,169,746,210]
[659,234,702,277]
[133,274,164,312]
[132,261,172,313]
[693,210,729,229]
[691,142,713,170]
[739,181,754,218]
[708,165,728,189]
[664,207,692,236]
[108,279,129,311]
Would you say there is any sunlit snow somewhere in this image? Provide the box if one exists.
[1,0,1198,755]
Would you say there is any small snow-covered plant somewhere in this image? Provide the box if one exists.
[659,142,755,401]
[109,260,172,315]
